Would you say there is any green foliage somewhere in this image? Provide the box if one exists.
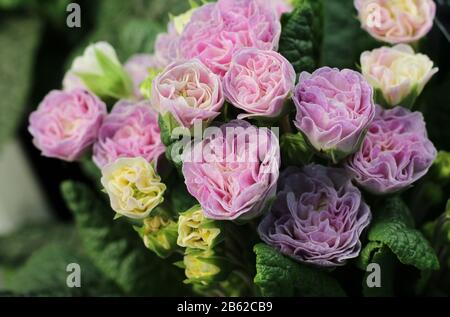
[61,181,189,295]
[278,0,323,75]
[0,16,42,149]
[0,224,76,268]
[253,243,346,297]
[280,132,313,167]
[359,197,439,272]
[3,241,120,296]
[421,73,450,151]
[321,0,378,69]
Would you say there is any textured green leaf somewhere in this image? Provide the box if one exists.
[279,0,323,75]
[61,181,188,295]
[3,241,120,296]
[0,16,42,148]
[253,243,346,297]
[365,197,439,271]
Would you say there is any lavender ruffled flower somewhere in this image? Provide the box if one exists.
[258,164,371,267]
[292,67,375,163]
[345,106,437,194]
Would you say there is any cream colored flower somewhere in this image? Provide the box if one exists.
[361,44,438,107]
[177,205,221,250]
[101,157,166,219]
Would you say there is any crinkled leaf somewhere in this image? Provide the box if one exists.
[253,243,346,297]
[279,0,323,75]
[364,197,439,271]
[61,181,189,295]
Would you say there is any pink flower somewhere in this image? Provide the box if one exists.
[154,22,180,68]
[28,89,106,161]
[293,67,375,162]
[345,106,437,194]
[93,100,165,168]
[354,0,436,44]
[151,59,224,128]
[182,120,280,221]
[223,48,295,119]
[124,54,164,99]
[179,0,281,76]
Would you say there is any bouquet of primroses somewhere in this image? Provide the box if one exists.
[27,0,450,296]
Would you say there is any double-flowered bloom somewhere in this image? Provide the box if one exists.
[100,157,166,219]
[179,0,281,76]
[151,59,224,128]
[258,165,371,267]
[28,89,106,161]
[292,67,375,162]
[360,44,438,107]
[93,100,165,168]
[223,48,296,119]
[354,0,436,44]
[345,106,437,194]
[182,120,280,221]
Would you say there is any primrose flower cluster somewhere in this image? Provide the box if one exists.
[28,0,440,291]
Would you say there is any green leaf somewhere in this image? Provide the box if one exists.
[253,243,346,297]
[280,132,313,167]
[0,16,42,149]
[61,181,189,295]
[321,0,378,69]
[362,197,439,271]
[278,0,323,75]
[3,241,120,296]
[0,224,76,268]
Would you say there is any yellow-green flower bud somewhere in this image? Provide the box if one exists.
[178,249,221,285]
[177,205,222,250]
[135,215,178,258]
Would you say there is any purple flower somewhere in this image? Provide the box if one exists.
[258,164,371,267]
[179,0,281,77]
[93,100,165,168]
[293,67,376,162]
[223,48,296,119]
[345,106,437,194]
[182,120,280,221]
[124,54,163,99]
[28,89,106,161]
